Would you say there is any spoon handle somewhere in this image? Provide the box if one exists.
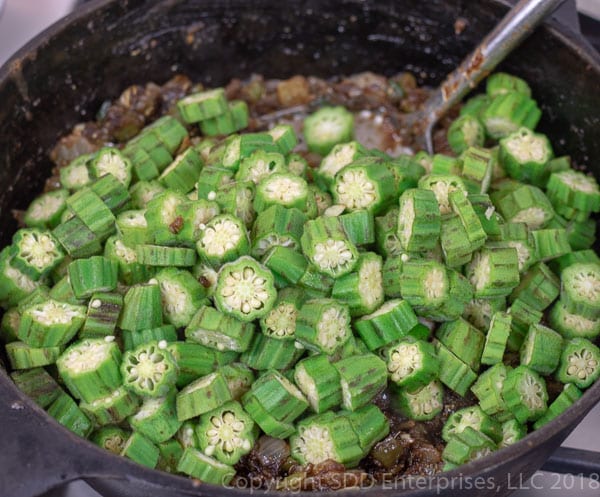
[421,0,565,152]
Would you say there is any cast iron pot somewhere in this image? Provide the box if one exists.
[1,1,600,496]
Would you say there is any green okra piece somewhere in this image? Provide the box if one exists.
[129,391,182,443]
[442,426,497,466]
[196,400,257,465]
[67,256,118,299]
[178,88,228,123]
[195,214,250,268]
[509,262,559,312]
[158,148,204,194]
[397,188,441,253]
[239,332,303,371]
[471,363,512,418]
[250,205,306,258]
[533,383,583,430]
[155,267,206,328]
[254,172,311,214]
[24,189,69,229]
[115,209,150,246]
[334,354,388,411]
[103,236,156,286]
[482,91,541,139]
[495,184,554,230]
[18,299,86,347]
[385,337,439,390]
[120,432,160,469]
[10,228,65,281]
[549,299,600,340]
[118,282,162,332]
[122,325,177,351]
[295,298,351,355]
[168,341,238,388]
[80,386,140,426]
[435,341,478,396]
[219,362,255,401]
[556,337,600,389]
[10,367,62,408]
[121,341,178,398]
[499,127,553,186]
[391,380,444,421]
[481,311,512,365]
[294,354,342,414]
[466,246,520,298]
[442,405,503,443]
[560,263,600,319]
[177,448,236,485]
[519,323,563,375]
[502,365,548,423]
[176,371,233,421]
[47,392,93,438]
[499,419,527,448]
[258,287,304,340]
[80,292,123,338]
[262,246,308,287]
[90,147,133,187]
[185,305,255,353]
[447,115,485,155]
[6,341,61,370]
[436,318,485,372]
[92,426,130,455]
[303,106,354,156]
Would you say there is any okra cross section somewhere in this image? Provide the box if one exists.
[385,337,439,390]
[214,256,276,322]
[176,371,233,421]
[294,354,342,413]
[121,341,178,398]
[10,228,65,280]
[295,298,352,355]
[196,400,257,465]
[18,299,86,347]
[501,365,548,423]
[196,214,250,268]
[57,338,122,403]
[556,338,600,389]
[392,380,444,421]
[334,354,388,411]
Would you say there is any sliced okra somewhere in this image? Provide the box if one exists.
[60,153,94,191]
[466,247,520,298]
[418,174,468,216]
[6,341,61,370]
[263,246,308,287]
[129,180,165,209]
[385,337,439,390]
[254,172,310,214]
[159,148,204,194]
[294,354,342,413]
[176,371,233,421]
[47,392,93,438]
[18,299,86,347]
[296,298,351,355]
[397,188,441,253]
[495,184,554,229]
[122,324,177,351]
[200,100,250,136]
[334,354,388,411]
[196,214,250,268]
[560,263,600,319]
[24,189,69,229]
[442,405,502,443]
[481,311,512,365]
[549,299,600,340]
[547,169,600,214]
[129,391,182,443]
[177,88,228,123]
[316,141,366,189]
[251,205,306,258]
[175,199,221,244]
[177,448,236,485]
[90,147,133,187]
[92,426,130,455]
[196,400,257,465]
[118,282,163,332]
[303,106,354,156]
[519,323,563,375]
[447,115,485,155]
[556,337,600,389]
[498,127,553,186]
[80,386,140,426]
[435,341,478,396]
[502,365,548,423]
[103,236,156,285]
[481,92,541,139]
[258,287,304,340]
[391,380,444,421]
[155,267,206,328]
[531,228,571,262]
[81,292,123,338]
[121,341,178,398]
[239,332,303,370]
[10,229,65,280]
[10,367,62,408]
[136,244,196,267]
[115,209,150,246]
[168,341,237,388]
[120,432,160,469]
[67,256,118,299]
[499,419,527,448]
[442,426,497,466]
[509,262,560,312]
[471,363,511,418]
[144,190,188,246]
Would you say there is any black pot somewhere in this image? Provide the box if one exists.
[1,1,599,496]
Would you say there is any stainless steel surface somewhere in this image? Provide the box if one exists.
[414,0,565,153]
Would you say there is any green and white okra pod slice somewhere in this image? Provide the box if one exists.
[442,405,502,443]
[294,354,343,414]
[295,298,352,354]
[519,323,563,375]
[397,188,441,253]
[177,448,236,485]
[392,380,444,421]
[196,214,250,268]
[176,371,233,421]
[502,365,548,423]
[57,337,123,403]
[5,341,61,370]
[121,340,178,398]
[80,386,140,426]
[334,354,388,411]
[303,106,354,156]
[556,337,600,389]
[385,337,439,390]
[560,263,600,319]
[129,391,182,443]
[10,228,65,280]
[24,189,69,229]
[17,299,86,347]
[254,172,310,213]
[155,267,207,328]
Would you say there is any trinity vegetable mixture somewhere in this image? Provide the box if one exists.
[2,70,600,490]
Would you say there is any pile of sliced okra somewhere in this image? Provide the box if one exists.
[2,72,600,484]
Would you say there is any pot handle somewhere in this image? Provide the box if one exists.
[542,447,600,478]
[0,371,165,497]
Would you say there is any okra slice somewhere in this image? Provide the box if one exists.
[466,247,520,298]
[57,338,122,403]
[482,92,541,139]
[235,149,286,187]
[122,324,177,351]
[168,341,237,388]
[251,205,306,258]
[80,386,140,426]
[296,298,351,354]
[498,419,527,448]
[136,244,197,267]
[115,209,150,246]
[287,153,308,178]
[47,392,93,438]
[211,180,257,228]
[258,287,304,340]
[90,147,133,187]
[176,371,233,421]
[129,391,182,443]
[144,190,188,246]
[67,256,118,299]
[1,306,20,343]
[290,412,363,467]
[177,448,236,485]
[185,305,255,353]
[219,363,254,401]
[196,214,250,268]
[487,72,531,98]
[332,161,395,215]
[551,249,600,274]
[508,298,543,352]
[442,405,502,443]
[315,141,366,189]
[300,216,359,278]
[242,369,308,426]
[448,189,487,249]
[121,341,178,398]
[266,124,297,155]
[469,193,503,238]
[556,337,600,389]
[549,299,600,340]
[303,106,354,156]
[331,252,383,317]
[399,259,449,309]
[65,188,117,242]
[499,128,553,186]
[397,188,441,252]
[263,246,308,287]
[447,114,485,154]
[80,292,123,338]
[92,426,130,455]
[354,299,418,351]
[345,404,390,454]
[24,189,69,229]
[294,354,342,413]
[9,228,64,280]
[471,363,511,418]
[442,426,497,466]
[431,154,462,176]
[502,365,548,423]
[60,153,94,191]
[129,180,165,209]
[10,367,62,408]
[495,184,554,229]
[254,172,310,214]
[439,214,475,268]
[175,199,221,244]
[103,236,155,285]
[481,311,512,365]
[391,380,444,421]
[334,354,387,411]
[565,217,596,251]
[6,341,61,369]
[531,228,571,262]
[239,332,303,370]
[385,336,439,390]
[177,88,228,123]
[375,207,403,257]
[418,174,468,216]
[200,100,249,136]
[519,323,563,375]
[533,383,583,430]
[435,341,478,396]
[155,267,206,328]
[120,432,160,469]
[156,439,184,473]
[509,262,559,312]
[560,263,600,319]
[118,282,162,332]
[158,148,204,194]
[18,299,86,347]
[547,169,600,214]
[196,400,257,465]
[0,248,41,306]
[214,256,276,322]
[197,166,234,199]
[436,318,485,372]
[89,174,131,214]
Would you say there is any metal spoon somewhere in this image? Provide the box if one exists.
[409,0,565,153]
